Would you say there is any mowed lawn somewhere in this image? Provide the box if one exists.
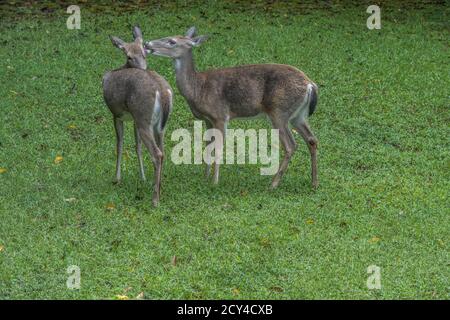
[0,2,448,299]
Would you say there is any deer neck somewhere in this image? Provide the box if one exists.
[174,50,201,103]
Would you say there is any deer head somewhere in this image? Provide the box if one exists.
[110,26,148,70]
[144,26,208,59]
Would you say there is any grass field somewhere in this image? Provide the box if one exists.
[0,1,448,299]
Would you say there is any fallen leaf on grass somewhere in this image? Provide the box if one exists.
[115,295,129,300]
[269,286,284,293]
[67,124,77,129]
[136,292,144,300]
[260,238,271,248]
[171,255,177,266]
[64,198,76,203]
[306,219,315,225]
[0,245,4,252]
[232,288,240,296]
[0,168,7,174]
[54,156,63,164]
[369,236,381,244]
[105,203,116,211]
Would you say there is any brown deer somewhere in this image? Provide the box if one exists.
[103,26,173,206]
[145,27,318,189]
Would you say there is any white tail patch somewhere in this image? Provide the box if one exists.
[290,83,314,123]
[151,90,162,132]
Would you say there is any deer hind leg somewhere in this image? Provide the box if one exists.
[211,120,226,184]
[138,126,163,207]
[204,119,214,179]
[134,123,146,181]
[291,117,318,189]
[113,117,124,184]
[270,117,297,189]
[154,130,165,154]
[153,123,165,188]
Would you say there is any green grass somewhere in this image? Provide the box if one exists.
[0,1,449,299]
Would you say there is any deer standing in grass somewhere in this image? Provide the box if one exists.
[103,26,173,206]
[145,27,319,189]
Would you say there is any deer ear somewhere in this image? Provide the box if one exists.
[185,26,197,38]
[190,35,208,47]
[132,26,143,42]
[110,36,126,50]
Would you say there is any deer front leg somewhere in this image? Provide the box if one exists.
[138,127,163,207]
[134,123,146,181]
[113,117,124,184]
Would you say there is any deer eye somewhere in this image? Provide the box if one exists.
[168,39,176,46]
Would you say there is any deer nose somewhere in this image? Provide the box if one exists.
[146,41,154,47]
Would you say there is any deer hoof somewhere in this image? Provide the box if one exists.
[270,176,280,189]
[152,192,160,207]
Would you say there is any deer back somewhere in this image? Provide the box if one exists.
[103,68,172,128]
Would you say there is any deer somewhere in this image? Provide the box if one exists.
[102,26,173,206]
[144,27,319,189]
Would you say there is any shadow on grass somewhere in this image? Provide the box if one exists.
[81,156,316,213]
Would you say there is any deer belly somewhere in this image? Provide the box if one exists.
[230,106,266,120]
[232,113,266,121]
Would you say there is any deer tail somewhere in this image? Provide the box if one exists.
[308,83,318,117]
